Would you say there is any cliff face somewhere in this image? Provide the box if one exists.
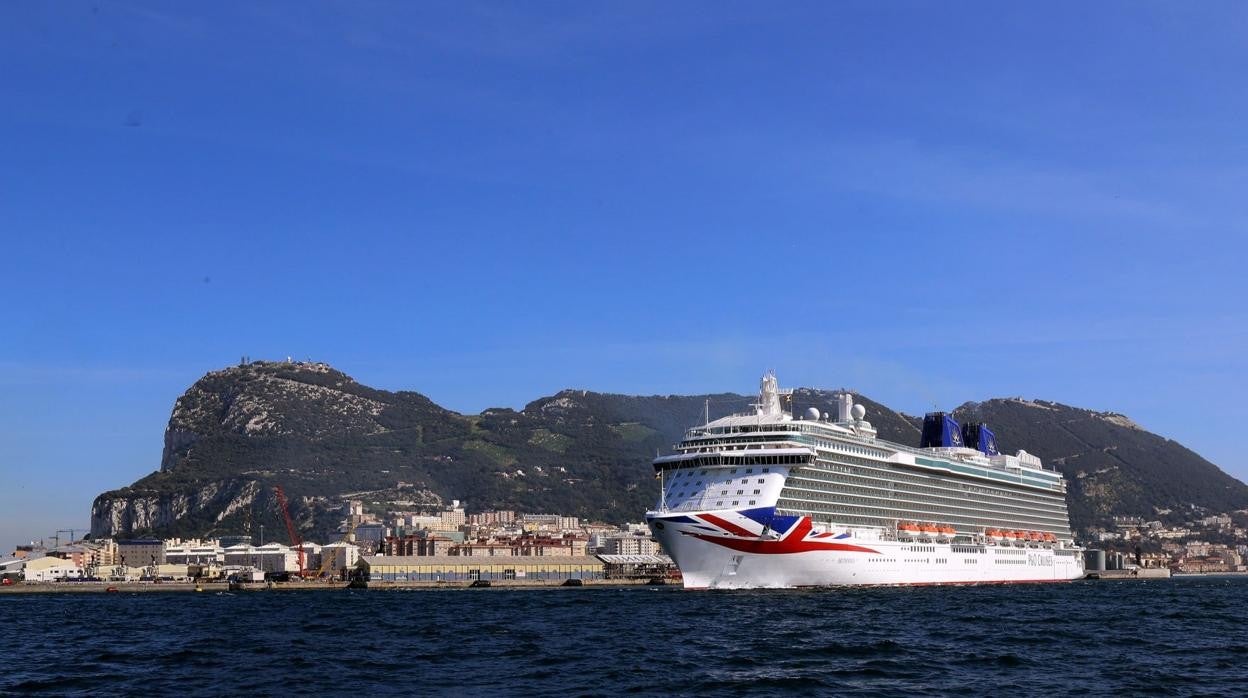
[91,361,1248,540]
[92,360,461,540]
[92,479,260,535]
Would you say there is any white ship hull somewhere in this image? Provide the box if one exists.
[648,509,1085,589]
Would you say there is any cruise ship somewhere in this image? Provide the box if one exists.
[645,373,1084,588]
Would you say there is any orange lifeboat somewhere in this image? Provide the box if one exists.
[1013,531,1028,544]
[1027,531,1042,543]
[919,522,939,537]
[898,521,921,535]
[1042,532,1058,543]
[938,525,956,538]
[984,528,1001,544]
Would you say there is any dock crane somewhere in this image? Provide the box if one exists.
[54,529,81,548]
[273,486,305,577]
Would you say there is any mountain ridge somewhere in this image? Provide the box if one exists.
[90,361,1248,541]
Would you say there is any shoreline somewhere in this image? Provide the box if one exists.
[9,573,1247,594]
[0,578,666,594]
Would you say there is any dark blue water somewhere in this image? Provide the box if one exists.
[3,577,1247,696]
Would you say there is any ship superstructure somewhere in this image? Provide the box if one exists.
[646,372,1084,588]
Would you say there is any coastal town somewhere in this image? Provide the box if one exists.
[6,499,1248,589]
[0,500,675,588]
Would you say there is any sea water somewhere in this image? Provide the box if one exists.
[2,576,1246,696]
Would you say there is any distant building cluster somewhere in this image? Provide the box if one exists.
[0,536,363,584]
[1085,506,1248,573]
[1,498,673,585]
[360,501,663,560]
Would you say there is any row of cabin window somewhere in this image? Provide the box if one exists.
[814,466,1067,507]
[816,470,1067,512]
[788,476,1069,521]
[784,471,1070,520]
[776,500,1068,534]
[777,491,1068,529]
[811,459,1067,509]
[670,467,771,478]
[667,488,762,500]
[673,454,800,466]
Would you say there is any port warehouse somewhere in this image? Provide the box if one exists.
[360,555,635,582]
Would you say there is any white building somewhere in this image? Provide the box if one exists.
[165,540,225,565]
[603,535,662,557]
[223,543,301,573]
[23,556,83,582]
[320,543,360,575]
[152,564,192,581]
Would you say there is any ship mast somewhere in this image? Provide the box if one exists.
[756,370,793,421]
[658,466,668,512]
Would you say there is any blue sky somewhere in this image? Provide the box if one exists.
[3,2,1247,552]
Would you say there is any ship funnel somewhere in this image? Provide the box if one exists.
[920,412,964,448]
[961,422,999,456]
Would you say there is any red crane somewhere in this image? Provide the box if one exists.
[273,486,304,577]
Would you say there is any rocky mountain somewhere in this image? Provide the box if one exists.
[91,361,1248,541]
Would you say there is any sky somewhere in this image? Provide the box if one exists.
[3,1,1247,553]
